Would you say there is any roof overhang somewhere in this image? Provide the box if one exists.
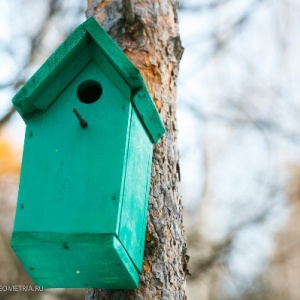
[12,17,165,143]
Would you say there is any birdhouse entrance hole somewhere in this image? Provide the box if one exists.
[77,80,102,104]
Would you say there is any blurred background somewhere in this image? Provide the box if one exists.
[1,0,300,299]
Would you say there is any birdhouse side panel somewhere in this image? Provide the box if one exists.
[118,108,153,272]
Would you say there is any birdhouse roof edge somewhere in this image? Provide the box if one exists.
[11,17,165,143]
[12,24,90,121]
[83,18,165,143]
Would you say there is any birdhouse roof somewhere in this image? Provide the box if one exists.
[12,17,165,143]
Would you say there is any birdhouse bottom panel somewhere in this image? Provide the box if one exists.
[11,232,139,288]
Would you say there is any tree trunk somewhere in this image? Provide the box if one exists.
[85,1,188,299]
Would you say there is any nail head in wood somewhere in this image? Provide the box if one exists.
[73,108,88,128]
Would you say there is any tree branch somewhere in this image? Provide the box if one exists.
[122,0,135,25]
[0,106,16,128]
[189,186,279,281]
[0,0,61,129]
[181,99,300,144]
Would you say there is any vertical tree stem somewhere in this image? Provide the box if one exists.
[122,0,135,25]
[85,0,188,298]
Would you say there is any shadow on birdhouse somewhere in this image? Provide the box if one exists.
[10,17,165,289]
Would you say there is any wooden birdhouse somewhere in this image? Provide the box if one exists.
[10,17,165,289]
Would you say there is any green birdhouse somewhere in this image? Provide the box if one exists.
[10,17,165,289]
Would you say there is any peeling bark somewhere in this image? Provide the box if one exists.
[85,1,188,299]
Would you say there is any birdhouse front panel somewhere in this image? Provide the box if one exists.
[11,17,165,289]
[14,62,130,234]
[12,61,139,287]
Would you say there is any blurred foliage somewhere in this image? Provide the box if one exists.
[0,134,20,175]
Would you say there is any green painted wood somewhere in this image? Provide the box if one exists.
[12,61,139,288]
[13,25,91,122]
[83,17,165,143]
[119,108,153,272]
[12,17,165,143]
[11,233,138,288]
[33,43,93,111]
[132,87,166,143]
[83,17,141,90]
[14,62,130,234]
[11,17,166,289]
[92,43,131,100]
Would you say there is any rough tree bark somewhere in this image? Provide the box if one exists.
[85,1,188,299]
